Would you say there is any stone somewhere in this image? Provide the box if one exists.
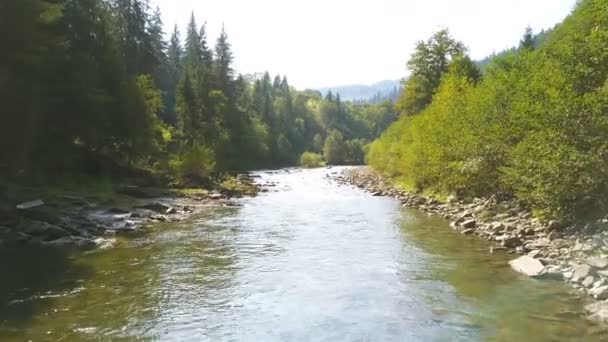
[591,286,608,300]
[461,228,475,235]
[208,192,224,200]
[586,257,608,269]
[509,256,545,277]
[16,200,44,210]
[20,220,71,239]
[43,236,96,248]
[585,301,608,323]
[563,271,574,279]
[571,264,595,283]
[489,222,505,231]
[461,219,476,229]
[583,276,596,288]
[501,236,523,248]
[107,207,130,214]
[138,202,172,214]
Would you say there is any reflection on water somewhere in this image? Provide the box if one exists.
[0,167,603,341]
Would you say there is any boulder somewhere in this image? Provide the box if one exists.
[591,286,608,300]
[571,264,595,283]
[585,301,608,323]
[461,228,475,235]
[586,257,608,270]
[583,276,596,288]
[509,256,545,277]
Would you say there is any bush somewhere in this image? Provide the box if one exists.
[299,152,324,168]
[170,144,216,181]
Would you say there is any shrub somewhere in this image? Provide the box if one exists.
[170,144,216,181]
[299,152,324,168]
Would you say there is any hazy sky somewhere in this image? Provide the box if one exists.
[151,0,577,89]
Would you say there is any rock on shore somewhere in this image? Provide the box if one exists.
[336,166,608,324]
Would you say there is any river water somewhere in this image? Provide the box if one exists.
[0,167,604,341]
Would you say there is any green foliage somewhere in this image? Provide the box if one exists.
[170,144,216,181]
[397,29,467,116]
[369,0,608,220]
[299,152,325,168]
[0,0,397,182]
[323,130,347,165]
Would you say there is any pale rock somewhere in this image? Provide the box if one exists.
[585,301,608,323]
[509,256,545,277]
[571,264,595,283]
[583,276,596,288]
[591,286,608,300]
[586,257,608,269]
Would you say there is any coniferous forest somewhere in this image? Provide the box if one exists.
[0,0,397,183]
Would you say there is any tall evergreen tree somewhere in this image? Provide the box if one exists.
[520,26,535,51]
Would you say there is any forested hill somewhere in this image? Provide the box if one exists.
[475,27,551,72]
[368,0,608,221]
[0,0,397,182]
[318,80,402,103]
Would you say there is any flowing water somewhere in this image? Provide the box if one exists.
[0,167,604,341]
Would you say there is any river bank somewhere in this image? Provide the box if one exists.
[336,167,608,324]
[0,173,264,251]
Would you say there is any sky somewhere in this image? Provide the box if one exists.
[151,0,578,89]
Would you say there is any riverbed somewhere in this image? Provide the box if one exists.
[0,167,603,341]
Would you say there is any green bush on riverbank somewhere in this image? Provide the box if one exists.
[368,0,608,220]
[299,152,325,168]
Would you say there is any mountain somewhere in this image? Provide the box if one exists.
[316,79,402,103]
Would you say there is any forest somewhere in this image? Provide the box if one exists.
[0,0,397,184]
[367,0,608,221]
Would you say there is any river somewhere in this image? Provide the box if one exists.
[0,167,603,341]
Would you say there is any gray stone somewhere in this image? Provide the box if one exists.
[583,276,596,288]
[571,264,595,283]
[585,301,608,323]
[586,257,608,269]
[591,286,608,300]
[138,202,173,214]
[21,221,71,239]
[43,236,96,248]
[461,228,475,235]
[509,256,545,277]
[501,236,523,248]
[208,192,224,200]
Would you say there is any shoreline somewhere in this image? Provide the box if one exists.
[336,166,608,323]
[0,173,263,251]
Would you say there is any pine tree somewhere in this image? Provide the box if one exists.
[520,26,535,51]
[214,25,235,96]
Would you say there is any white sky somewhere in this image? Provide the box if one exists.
[151,0,578,89]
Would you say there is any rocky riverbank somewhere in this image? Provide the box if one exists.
[337,167,608,324]
[0,173,263,251]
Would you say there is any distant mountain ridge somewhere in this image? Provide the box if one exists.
[316,79,402,103]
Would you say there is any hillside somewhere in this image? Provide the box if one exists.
[317,79,402,102]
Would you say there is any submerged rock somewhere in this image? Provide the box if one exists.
[585,301,608,323]
[509,256,545,277]
[138,202,173,214]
